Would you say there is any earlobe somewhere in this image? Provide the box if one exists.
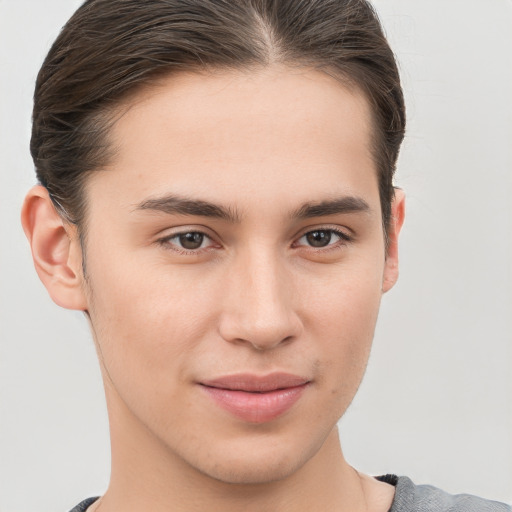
[382,188,405,293]
[21,185,88,310]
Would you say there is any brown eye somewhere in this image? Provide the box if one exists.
[158,230,216,254]
[305,230,332,247]
[179,232,205,250]
[296,228,351,250]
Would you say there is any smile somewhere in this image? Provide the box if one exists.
[199,373,310,423]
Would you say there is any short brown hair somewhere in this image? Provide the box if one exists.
[31,0,405,231]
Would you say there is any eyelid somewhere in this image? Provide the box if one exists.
[154,224,353,255]
[155,226,220,254]
[291,226,353,254]
[293,225,353,242]
[154,222,215,236]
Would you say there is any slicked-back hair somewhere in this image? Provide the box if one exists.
[31,0,405,233]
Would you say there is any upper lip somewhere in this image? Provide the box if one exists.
[200,373,310,392]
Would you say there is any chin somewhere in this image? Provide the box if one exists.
[198,452,302,485]
[181,429,328,486]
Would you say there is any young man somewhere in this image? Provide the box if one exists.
[20,0,511,511]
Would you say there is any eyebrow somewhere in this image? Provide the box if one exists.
[135,194,242,223]
[291,196,370,219]
[134,194,370,222]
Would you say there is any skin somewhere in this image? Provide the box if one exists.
[22,65,405,512]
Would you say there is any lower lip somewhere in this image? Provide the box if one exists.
[200,384,308,423]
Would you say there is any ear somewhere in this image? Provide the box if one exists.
[382,188,405,293]
[21,185,87,310]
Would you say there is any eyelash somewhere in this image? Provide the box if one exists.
[156,227,352,256]
[294,228,352,252]
[156,230,218,256]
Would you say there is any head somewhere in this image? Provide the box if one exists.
[23,0,406,487]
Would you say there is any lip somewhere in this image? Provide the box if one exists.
[199,373,310,423]
[201,373,309,392]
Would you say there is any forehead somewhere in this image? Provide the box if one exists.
[90,65,378,216]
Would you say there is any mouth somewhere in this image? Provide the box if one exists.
[199,373,310,423]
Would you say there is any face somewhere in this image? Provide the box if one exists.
[79,66,400,484]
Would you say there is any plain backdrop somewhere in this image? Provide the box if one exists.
[1,1,511,510]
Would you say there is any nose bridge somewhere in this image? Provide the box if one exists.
[219,244,300,350]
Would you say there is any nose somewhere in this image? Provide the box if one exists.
[217,248,303,351]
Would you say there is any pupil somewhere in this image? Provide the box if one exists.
[306,230,331,247]
[179,232,204,250]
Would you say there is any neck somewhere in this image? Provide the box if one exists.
[96,383,389,512]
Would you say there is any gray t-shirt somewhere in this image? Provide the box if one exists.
[68,475,512,511]
[388,476,511,512]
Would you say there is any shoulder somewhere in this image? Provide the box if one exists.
[389,475,511,512]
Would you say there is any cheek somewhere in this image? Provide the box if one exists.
[84,252,222,402]
[301,261,383,404]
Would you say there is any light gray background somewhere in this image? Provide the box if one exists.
[1,1,511,510]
